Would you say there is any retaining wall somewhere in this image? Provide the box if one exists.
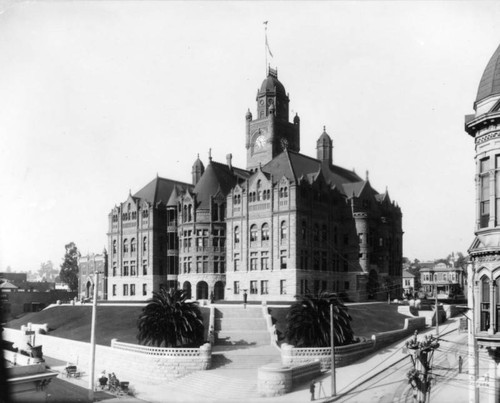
[257,361,321,397]
[3,327,211,385]
[281,317,426,370]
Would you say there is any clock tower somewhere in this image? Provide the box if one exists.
[246,68,300,170]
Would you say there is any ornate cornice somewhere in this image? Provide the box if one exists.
[476,130,500,145]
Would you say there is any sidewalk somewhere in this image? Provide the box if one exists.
[44,317,465,403]
[129,318,464,403]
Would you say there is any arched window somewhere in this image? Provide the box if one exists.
[257,180,262,201]
[131,238,136,253]
[143,237,147,252]
[280,221,287,241]
[234,226,240,244]
[113,240,117,254]
[481,276,491,331]
[123,239,129,254]
[261,223,269,241]
[188,205,193,221]
[183,205,187,222]
[250,224,258,242]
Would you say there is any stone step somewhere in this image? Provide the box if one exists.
[212,352,281,369]
[215,307,264,318]
[214,317,267,331]
[215,330,271,345]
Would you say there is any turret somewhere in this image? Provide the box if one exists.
[191,154,205,185]
[316,126,333,165]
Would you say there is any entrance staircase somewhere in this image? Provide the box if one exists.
[163,306,281,401]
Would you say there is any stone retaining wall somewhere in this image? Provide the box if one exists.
[281,317,426,370]
[3,328,211,385]
[257,361,321,397]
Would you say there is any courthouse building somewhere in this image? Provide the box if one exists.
[107,67,403,302]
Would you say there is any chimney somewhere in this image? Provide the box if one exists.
[226,153,233,170]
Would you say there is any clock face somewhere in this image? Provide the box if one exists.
[259,99,265,106]
[255,135,266,149]
[267,98,274,106]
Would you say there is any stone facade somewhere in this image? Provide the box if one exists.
[78,252,107,300]
[107,66,403,302]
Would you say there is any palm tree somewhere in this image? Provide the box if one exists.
[137,288,205,347]
[285,291,354,347]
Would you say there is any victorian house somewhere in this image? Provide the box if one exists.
[466,42,500,402]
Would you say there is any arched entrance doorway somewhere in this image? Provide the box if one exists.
[183,281,192,299]
[214,281,225,301]
[196,281,208,300]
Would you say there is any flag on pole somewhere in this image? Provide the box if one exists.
[264,21,273,58]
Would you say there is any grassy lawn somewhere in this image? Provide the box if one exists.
[269,302,413,343]
[6,304,211,346]
[5,302,408,346]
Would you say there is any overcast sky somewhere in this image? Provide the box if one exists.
[1,1,498,272]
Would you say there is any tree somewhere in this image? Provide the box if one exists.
[285,292,354,348]
[137,288,204,347]
[59,242,80,291]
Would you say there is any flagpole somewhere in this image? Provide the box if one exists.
[264,22,267,75]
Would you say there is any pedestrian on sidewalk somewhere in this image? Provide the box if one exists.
[310,381,315,401]
[243,290,248,308]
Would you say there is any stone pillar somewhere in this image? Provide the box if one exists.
[490,280,497,335]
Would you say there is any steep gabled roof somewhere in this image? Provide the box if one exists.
[262,149,321,184]
[342,181,367,198]
[194,160,251,209]
[134,177,193,205]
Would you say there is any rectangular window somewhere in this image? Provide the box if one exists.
[203,256,208,273]
[113,263,117,277]
[322,280,327,291]
[280,250,287,269]
[131,261,136,276]
[261,280,269,295]
[130,284,135,296]
[261,252,269,270]
[112,285,116,296]
[234,281,240,294]
[481,157,491,228]
[250,252,258,271]
[280,280,287,295]
[143,260,147,275]
[313,251,319,271]
[124,262,129,276]
[234,253,240,271]
[142,284,147,296]
[123,284,129,296]
[344,281,350,290]
[250,280,258,294]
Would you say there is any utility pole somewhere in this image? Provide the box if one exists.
[405,331,440,403]
[330,304,336,397]
[88,271,99,402]
[435,295,439,337]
